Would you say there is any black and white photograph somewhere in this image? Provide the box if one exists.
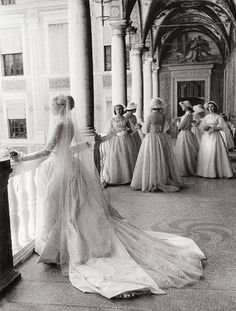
[0,0,236,310]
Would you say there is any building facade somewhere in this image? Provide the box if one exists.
[0,0,236,150]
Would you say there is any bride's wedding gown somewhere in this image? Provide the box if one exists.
[32,120,205,299]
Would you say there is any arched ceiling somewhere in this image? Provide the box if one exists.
[124,0,236,60]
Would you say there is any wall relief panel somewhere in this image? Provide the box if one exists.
[1,80,26,92]
[49,78,70,89]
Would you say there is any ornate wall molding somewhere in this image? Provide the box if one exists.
[49,77,70,89]
[170,64,214,120]
[103,74,112,88]
[127,73,132,86]
[1,80,26,92]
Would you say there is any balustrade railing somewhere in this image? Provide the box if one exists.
[3,135,113,270]
[8,157,46,266]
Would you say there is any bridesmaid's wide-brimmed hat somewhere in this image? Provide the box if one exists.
[150,97,164,109]
[193,104,205,113]
[125,102,137,111]
[204,101,218,109]
[179,100,192,109]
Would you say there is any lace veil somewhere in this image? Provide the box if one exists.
[42,95,115,276]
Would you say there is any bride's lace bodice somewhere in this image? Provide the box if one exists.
[20,121,73,161]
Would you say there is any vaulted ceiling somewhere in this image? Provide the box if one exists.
[125,0,236,60]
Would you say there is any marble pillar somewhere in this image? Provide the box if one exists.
[143,57,153,120]
[68,0,95,135]
[26,10,45,143]
[110,20,127,107]
[0,160,21,293]
[152,62,159,98]
[131,44,143,121]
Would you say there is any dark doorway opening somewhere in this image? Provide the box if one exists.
[177,80,205,116]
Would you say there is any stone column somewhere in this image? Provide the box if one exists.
[143,56,153,120]
[68,0,95,136]
[110,20,127,107]
[26,10,45,143]
[0,160,21,293]
[152,62,159,98]
[131,44,143,121]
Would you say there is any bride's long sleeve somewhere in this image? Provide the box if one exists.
[19,123,63,161]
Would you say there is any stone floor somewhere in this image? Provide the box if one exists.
[1,159,236,311]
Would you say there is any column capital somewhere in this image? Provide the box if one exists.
[131,43,144,55]
[152,61,160,72]
[144,57,153,65]
[110,19,127,36]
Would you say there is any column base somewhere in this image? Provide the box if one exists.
[0,269,21,294]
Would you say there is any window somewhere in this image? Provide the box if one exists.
[104,45,130,71]
[8,119,27,139]
[6,102,27,139]
[1,0,15,4]
[104,46,111,71]
[3,53,23,76]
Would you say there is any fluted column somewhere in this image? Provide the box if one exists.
[131,44,144,121]
[152,62,159,98]
[110,20,127,107]
[143,57,153,120]
[0,160,20,293]
[68,0,95,135]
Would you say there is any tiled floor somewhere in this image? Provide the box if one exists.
[1,159,236,311]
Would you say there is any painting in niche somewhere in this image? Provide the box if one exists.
[161,32,222,64]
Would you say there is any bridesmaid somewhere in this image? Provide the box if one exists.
[174,100,198,176]
[131,98,182,192]
[197,101,233,178]
[191,104,205,146]
[124,102,142,149]
[102,104,138,184]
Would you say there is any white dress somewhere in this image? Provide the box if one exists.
[197,113,233,178]
[175,111,199,176]
[124,112,143,148]
[102,116,138,184]
[131,112,182,192]
[30,120,205,299]
[191,113,203,146]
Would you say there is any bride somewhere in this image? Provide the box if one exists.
[11,94,206,299]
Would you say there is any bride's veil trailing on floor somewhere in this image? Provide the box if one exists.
[43,96,116,276]
[37,95,205,298]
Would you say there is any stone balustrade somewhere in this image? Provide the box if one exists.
[8,157,46,265]
[0,137,112,293]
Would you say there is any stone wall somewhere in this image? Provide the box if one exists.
[225,48,236,115]
[210,64,224,112]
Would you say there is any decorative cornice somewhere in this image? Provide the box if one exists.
[110,19,127,36]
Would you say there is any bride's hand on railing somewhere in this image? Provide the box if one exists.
[10,151,22,162]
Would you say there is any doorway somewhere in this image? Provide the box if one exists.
[177,80,205,116]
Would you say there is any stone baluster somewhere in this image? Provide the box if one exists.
[8,177,21,253]
[25,170,36,238]
[0,160,21,293]
[16,174,31,245]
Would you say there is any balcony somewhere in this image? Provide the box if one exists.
[0,148,236,310]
